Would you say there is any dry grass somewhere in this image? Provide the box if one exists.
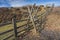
[0,7,60,40]
[0,21,27,40]
[40,12,60,40]
[22,7,60,40]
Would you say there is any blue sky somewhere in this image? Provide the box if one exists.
[0,0,60,7]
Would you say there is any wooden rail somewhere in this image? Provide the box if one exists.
[0,14,46,40]
[0,4,54,40]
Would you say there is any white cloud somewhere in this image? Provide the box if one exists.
[8,0,26,7]
[8,0,60,7]
[0,0,60,7]
[37,1,60,6]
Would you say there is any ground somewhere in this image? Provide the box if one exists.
[21,11,60,40]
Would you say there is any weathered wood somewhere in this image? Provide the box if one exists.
[12,14,18,40]
[27,6,37,35]
[0,4,54,40]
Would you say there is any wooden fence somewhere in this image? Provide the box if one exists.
[0,4,54,40]
[0,13,47,40]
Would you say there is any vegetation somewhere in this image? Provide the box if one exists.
[0,4,54,40]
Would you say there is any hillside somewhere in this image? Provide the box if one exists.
[0,5,44,24]
[39,7,60,40]
[21,7,60,40]
[0,5,60,40]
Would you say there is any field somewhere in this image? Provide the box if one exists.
[0,5,45,40]
[40,7,60,40]
[0,5,60,40]
[20,7,60,40]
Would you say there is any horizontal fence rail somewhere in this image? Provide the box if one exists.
[0,4,54,40]
[0,11,48,40]
[0,3,54,40]
[0,19,29,27]
[0,20,33,40]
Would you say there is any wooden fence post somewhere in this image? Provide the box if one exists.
[12,14,18,40]
[27,4,41,35]
[27,6,38,35]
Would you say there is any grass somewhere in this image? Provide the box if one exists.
[0,20,27,40]
[0,9,46,40]
[0,21,27,32]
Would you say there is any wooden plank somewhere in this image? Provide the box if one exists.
[18,26,34,37]
[12,15,18,40]
[27,7,38,35]
[0,19,29,27]
[17,25,33,33]
[3,34,14,40]
[0,29,13,35]
[0,22,32,35]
